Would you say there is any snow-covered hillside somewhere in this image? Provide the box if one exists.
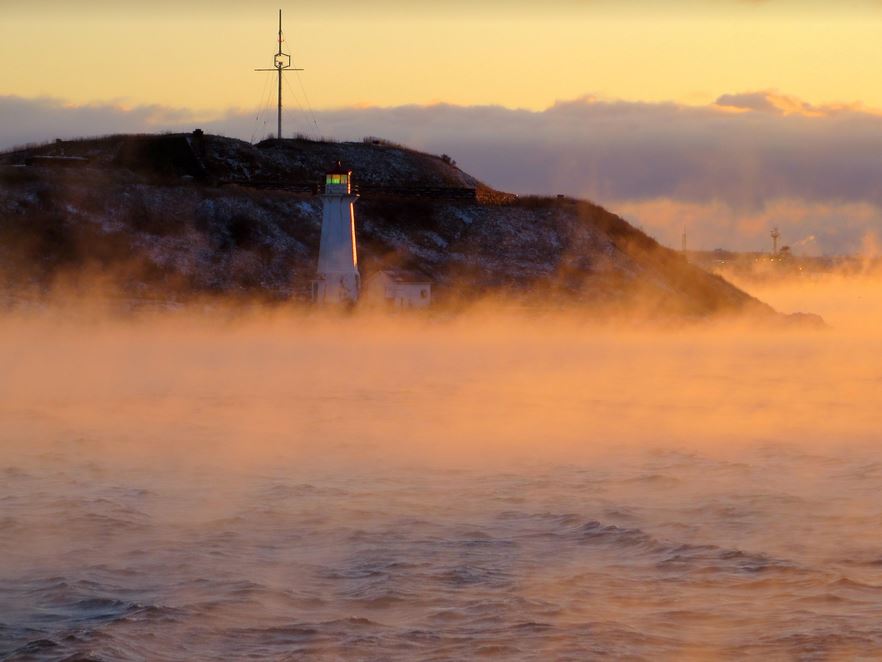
[0,133,776,317]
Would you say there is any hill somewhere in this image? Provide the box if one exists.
[0,132,782,318]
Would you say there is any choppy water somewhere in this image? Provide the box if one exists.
[3,304,882,660]
[6,444,882,660]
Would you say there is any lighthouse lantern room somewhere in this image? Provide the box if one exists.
[313,161,360,304]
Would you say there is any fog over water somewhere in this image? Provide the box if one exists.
[3,278,882,659]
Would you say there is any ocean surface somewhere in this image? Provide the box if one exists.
[3,285,882,660]
[6,445,882,660]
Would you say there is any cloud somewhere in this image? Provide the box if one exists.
[716,92,813,116]
[713,91,870,118]
[3,92,882,254]
[0,95,211,148]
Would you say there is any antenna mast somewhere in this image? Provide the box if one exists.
[254,9,303,140]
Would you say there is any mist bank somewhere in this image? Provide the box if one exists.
[3,277,882,660]
[3,272,881,475]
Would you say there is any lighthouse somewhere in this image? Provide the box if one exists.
[313,162,360,304]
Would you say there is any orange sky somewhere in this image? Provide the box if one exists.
[2,1,882,114]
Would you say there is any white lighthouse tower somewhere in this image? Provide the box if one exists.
[313,162,360,304]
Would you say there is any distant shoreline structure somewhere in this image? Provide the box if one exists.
[686,249,882,281]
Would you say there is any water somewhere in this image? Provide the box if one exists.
[6,446,882,660]
[3,291,882,660]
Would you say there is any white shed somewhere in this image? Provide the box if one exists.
[363,269,432,309]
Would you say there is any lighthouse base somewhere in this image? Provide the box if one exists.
[312,272,360,305]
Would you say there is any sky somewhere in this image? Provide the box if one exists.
[2,0,882,254]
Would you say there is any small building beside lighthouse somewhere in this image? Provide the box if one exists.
[313,162,360,304]
[363,269,432,309]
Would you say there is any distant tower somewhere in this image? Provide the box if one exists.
[681,225,687,253]
[314,162,360,304]
[770,227,781,255]
[254,10,303,140]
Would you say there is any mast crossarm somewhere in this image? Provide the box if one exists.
[252,10,304,140]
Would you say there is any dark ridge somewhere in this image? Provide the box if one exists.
[0,132,791,319]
